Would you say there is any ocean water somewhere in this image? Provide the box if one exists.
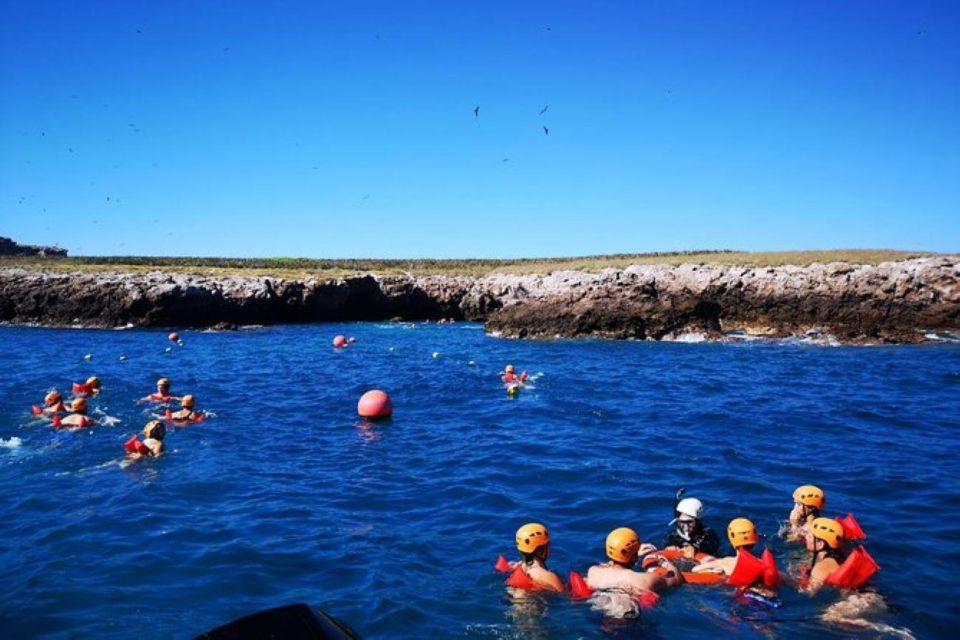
[1,323,958,639]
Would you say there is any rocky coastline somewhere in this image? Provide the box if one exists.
[1,257,957,344]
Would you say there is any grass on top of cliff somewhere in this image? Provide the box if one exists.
[0,249,935,278]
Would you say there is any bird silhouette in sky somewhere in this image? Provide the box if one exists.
[502,158,510,162]
[473,106,480,117]
[543,126,549,135]
[539,105,550,115]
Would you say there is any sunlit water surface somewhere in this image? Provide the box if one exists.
[1,323,958,639]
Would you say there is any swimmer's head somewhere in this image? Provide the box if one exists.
[808,517,843,551]
[85,376,101,390]
[143,420,166,440]
[793,485,825,511]
[504,364,515,374]
[181,394,195,409]
[727,518,758,548]
[606,527,640,565]
[71,397,88,414]
[44,390,62,407]
[516,523,550,559]
[156,378,171,391]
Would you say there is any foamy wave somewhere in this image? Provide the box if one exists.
[1,436,23,449]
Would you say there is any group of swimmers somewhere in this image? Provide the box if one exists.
[498,485,878,613]
[31,375,205,460]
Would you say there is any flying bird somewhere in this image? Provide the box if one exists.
[473,105,480,117]
[502,158,510,163]
[539,105,550,115]
[543,126,549,135]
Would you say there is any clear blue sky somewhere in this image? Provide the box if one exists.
[1,1,957,258]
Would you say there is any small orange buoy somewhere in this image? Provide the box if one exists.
[168,332,180,342]
[333,335,347,348]
[358,390,392,419]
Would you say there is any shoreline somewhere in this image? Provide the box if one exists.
[1,256,957,345]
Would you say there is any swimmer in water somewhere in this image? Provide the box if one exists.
[788,484,825,541]
[802,517,847,593]
[75,376,101,396]
[501,364,518,383]
[170,394,200,421]
[128,420,166,459]
[142,378,179,403]
[505,523,565,592]
[58,397,97,428]
[40,390,68,415]
[664,496,720,558]
[692,518,778,597]
[586,527,681,595]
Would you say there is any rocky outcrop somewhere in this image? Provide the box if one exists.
[0,237,67,257]
[0,257,957,343]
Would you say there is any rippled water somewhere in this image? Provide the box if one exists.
[1,323,958,639]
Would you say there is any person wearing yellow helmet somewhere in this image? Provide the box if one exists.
[170,394,201,422]
[40,390,67,415]
[692,517,761,576]
[788,485,825,541]
[803,517,846,592]
[504,523,564,592]
[143,378,179,403]
[57,397,97,428]
[586,527,681,596]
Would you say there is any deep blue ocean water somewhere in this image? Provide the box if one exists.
[1,323,959,639]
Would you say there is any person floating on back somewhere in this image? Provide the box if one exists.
[499,523,565,592]
[143,377,179,403]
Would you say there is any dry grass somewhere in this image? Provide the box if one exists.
[0,249,937,279]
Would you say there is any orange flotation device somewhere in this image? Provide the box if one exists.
[31,405,43,415]
[148,393,175,403]
[124,435,151,456]
[682,571,727,585]
[494,555,511,573]
[727,548,779,589]
[505,566,541,590]
[836,513,866,541]
[658,548,716,563]
[52,414,95,428]
[825,546,880,590]
[72,382,94,396]
[501,373,516,383]
[165,408,205,423]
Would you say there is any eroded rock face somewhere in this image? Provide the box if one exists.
[0,257,957,343]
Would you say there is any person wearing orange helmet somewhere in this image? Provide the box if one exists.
[170,394,201,422]
[142,378,179,404]
[39,390,68,415]
[586,527,681,595]
[503,523,564,592]
[57,397,97,428]
[803,517,846,591]
[788,484,825,540]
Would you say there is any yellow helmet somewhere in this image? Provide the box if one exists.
[810,517,844,549]
[606,527,640,563]
[793,485,825,510]
[144,420,166,440]
[516,523,550,554]
[505,364,516,373]
[181,394,195,408]
[727,517,759,548]
[157,378,171,388]
[44,390,62,406]
[71,397,88,413]
[85,376,101,389]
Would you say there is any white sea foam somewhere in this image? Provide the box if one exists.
[0,436,23,449]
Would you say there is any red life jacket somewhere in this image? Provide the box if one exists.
[124,435,151,455]
[825,547,879,590]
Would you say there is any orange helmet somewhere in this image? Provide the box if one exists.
[85,376,101,389]
[516,523,550,554]
[793,485,825,510]
[143,420,166,440]
[71,397,88,413]
[727,518,759,548]
[606,527,640,563]
[44,390,62,406]
[181,394,195,408]
[810,517,844,550]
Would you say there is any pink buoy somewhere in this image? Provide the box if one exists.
[333,335,347,348]
[358,389,392,419]
[168,332,180,342]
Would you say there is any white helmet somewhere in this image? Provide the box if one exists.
[672,497,704,524]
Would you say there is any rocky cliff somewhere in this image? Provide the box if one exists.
[1,257,957,343]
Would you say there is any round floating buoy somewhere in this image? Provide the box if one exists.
[333,335,347,348]
[358,390,392,419]
[432,352,440,359]
[119,355,128,361]
[168,332,180,342]
[165,347,172,353]
[83,354,93,361]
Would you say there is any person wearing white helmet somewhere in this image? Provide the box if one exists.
[664,493,720,557]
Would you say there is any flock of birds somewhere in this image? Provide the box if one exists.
[472,102,552,165]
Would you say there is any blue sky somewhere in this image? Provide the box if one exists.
[1,1,957,258]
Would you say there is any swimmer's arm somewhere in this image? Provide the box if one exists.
[638,543,658,556]
[537,570,565,592]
